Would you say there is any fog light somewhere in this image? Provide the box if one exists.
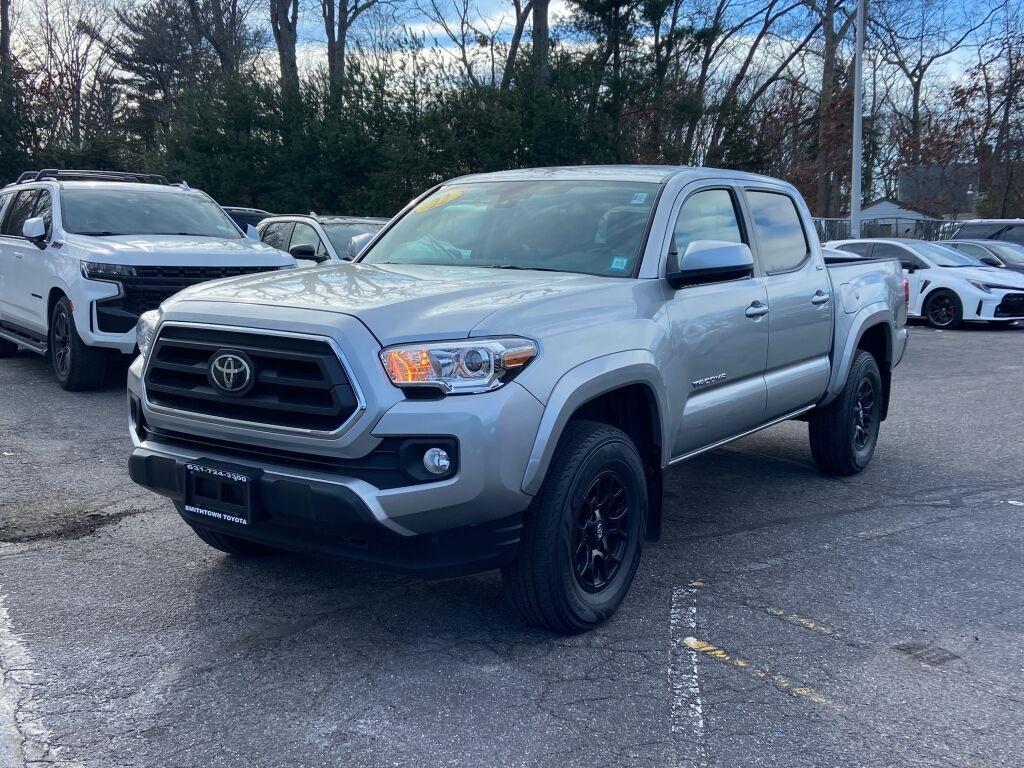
[423,447,451,475]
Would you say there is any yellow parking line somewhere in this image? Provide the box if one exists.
[764,607,835,636]
[682,637,833,707]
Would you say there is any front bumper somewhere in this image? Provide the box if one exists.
[127,313,544,570]
[128,447,523,578]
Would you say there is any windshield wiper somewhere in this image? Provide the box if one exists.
[76,231,125,236]
[481,264,566,274]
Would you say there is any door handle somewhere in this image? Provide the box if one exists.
[811,291,830,305]
[745,301,769,318]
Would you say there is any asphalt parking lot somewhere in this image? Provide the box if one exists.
[2,322,1023,768]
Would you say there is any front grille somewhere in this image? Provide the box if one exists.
[995,293,1024,317]
[144,325,359,431]
[121,266,278,315]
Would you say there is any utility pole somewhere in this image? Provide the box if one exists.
[850,0,867,237]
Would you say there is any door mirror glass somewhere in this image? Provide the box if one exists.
[245,223,260,240]
[667,240,754,288]
[22,216,46,245]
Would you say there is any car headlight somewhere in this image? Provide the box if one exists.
[380,337,537,394]
[136,310,161,358]
[81,261,137,280]
[969,281,1020,294]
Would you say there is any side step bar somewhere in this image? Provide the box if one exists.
[0,325,47,355]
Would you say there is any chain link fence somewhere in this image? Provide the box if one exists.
[813,218,961,242]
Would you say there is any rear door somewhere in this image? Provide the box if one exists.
[663,185,770,456]
[745,189,833,418]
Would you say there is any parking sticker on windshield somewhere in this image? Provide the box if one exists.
[412,188,464,214]
[610,256,629,271]
[630,192,648,205]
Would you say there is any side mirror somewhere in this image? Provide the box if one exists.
[22,217,46,248]
[666,240,754,288]
[980,256,1002,267]
[346,232,374,261]
[289,243,326,262]
[245,224,260,240]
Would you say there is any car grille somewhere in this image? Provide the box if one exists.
[95,266,280,332]
[995,293,1024,317]
[144,325,360,431]
[120,266,278,315]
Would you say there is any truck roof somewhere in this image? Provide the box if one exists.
[447,165,782,185]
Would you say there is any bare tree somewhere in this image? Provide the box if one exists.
[322,0,391,97]
[270,0,300,98]
[872,0,1000,165]
[532,0,549,86]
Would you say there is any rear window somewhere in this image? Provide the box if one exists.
[837,242,872,256]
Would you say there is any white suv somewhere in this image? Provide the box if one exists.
[0,170,295,389]
[827,238,1024,328]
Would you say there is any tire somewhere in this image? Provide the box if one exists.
[808,350,883,476]
[0,337,16,357]
[49,296,107,390]
[502,421,646,634]
[923,289,962,329]
[189,525,277,557]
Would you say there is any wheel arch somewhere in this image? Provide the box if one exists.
[822,305,894,414]
[46,286,69,334]
[521,351,670,541]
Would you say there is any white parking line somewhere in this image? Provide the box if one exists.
[669,585,708,768]
[0,592,79,768]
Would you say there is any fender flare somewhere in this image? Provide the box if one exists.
[820,304,893,408]
[521,350,672,496]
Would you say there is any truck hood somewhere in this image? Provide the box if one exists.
[167,262,634,345]
[63,233,294,267]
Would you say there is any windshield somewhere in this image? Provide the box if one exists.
[914,242,983,267]
[987,241,1024,264]
[323,222,384,254]
[360,180,660,277]
[62,188,241,238]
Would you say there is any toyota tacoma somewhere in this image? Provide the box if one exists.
[128,166,907,633]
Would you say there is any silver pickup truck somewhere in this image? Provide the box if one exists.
[127,166,908,633]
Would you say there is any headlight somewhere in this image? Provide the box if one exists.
[969,281,1020,294]
[136,310,161,358]
[380,337,537,394]
[81,261,137,280]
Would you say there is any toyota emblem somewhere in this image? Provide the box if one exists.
[209,351,253,395]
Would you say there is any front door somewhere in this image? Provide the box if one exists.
[663,186,769,457]
[744,190,833,418]
[0,189,46,333]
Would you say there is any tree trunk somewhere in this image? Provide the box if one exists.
[0,0,10,65]
[532,0,549,87]
[270,0,300,99]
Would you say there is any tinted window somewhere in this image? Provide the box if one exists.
[33,190,53,239]
[361,180,659,278]
[2,190,40,236]
[62,188,240,238]
[290,222,328,258]
[323,223,384,256]
[837,242,872,256]
[673,189,744,255]
[1000,225,1024,244]
[0,192,13,227]
[747,191,809,274]
[987,241,1024,265]
[261,222,293,251]
[949,242,988,259]
[954,223,1001,239]
[873,242,922,270]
